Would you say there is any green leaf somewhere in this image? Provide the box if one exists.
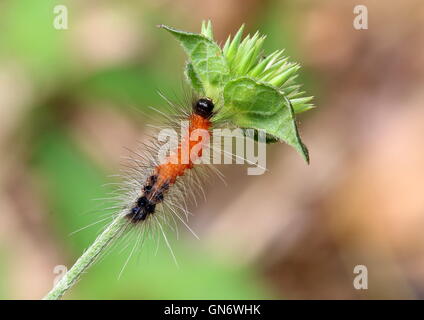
[185,62,204,94]
[160,22,312,163]
[223,77,309,163]
[201,20,214,40]
[159,24,230,100]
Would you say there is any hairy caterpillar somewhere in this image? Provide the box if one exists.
[106,90,232,267]
[126,98,215,224]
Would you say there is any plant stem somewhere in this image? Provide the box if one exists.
[43,214,128,300]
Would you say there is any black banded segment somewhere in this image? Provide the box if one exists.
[126,174,168,224]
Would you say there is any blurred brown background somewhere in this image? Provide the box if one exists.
[0,0,423,299]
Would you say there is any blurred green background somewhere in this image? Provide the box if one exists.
[1,0,424,299]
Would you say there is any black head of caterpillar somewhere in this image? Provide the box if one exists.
[193,98,214,119]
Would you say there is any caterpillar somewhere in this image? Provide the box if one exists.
[125,97,215,224]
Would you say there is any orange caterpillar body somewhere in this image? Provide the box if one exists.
[126,98,214,223]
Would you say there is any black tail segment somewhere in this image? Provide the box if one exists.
[126,174,169,224]
[127,196,156,223]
